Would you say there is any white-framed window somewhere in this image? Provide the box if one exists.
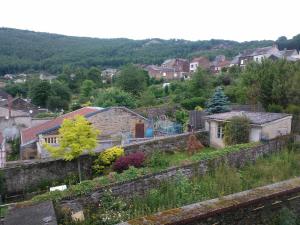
[163,72,166,77]
[241,59,244,65]
[217,124,224,139]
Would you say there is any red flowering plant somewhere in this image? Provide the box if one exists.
[113,152,145,173]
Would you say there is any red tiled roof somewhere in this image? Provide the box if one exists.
[21,107,100,146]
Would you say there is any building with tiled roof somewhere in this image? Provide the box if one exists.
[204,111,292,148]
[189,57,210,73]
[21,107,101,147]
[21,106,148,159]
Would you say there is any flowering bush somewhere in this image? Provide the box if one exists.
[113,152,145,173]
[93,146,124,174]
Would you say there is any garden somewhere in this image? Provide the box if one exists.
[58,143,300,225]
[31,142,259,203]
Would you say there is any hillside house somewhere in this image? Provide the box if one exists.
[238,45,279,67]
[210,55,230,74]
[146,58,190,81]
[20,107,148,159]
[189,57,210,73]
[146,65,186,80]
[204,111,292,148]
[162,58,189,72]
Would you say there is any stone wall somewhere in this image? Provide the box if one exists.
[119,177,300,225]
[60,136,290,209]
[1,131,208,196]
[88,107,148,139]
[123,131,209,155]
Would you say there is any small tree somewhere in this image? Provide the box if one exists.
[224,116,250,145]
[206,86,230,114]
[44,115,100,182]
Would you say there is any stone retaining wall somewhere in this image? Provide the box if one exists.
[119,177,300,225]
[0,131,208,196]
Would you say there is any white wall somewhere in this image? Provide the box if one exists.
[261,116,292,140]
[208,121,225,148]
[208,116,292,148]
[190,62,198,72]
[250,127,262,142]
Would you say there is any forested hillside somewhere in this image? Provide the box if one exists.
[0,28,276,75]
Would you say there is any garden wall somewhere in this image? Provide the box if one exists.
[60,136,291,209]
[0,131,208,196]
[119,177,300,225]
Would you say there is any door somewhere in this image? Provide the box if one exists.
[135,123,145,138]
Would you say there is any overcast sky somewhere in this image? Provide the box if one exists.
[1,0,299,42]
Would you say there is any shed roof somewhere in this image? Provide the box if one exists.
[205,111,291,125]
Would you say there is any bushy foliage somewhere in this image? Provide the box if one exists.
[181,97,206,110]
[206,86,230,114]
[224,116,250,145]
[94,87,136,108]
[93,146,125,174]
[147,151,170,169]
[175,109,189,125]
[113,152,145,173]
[267,103,284,113]
[116,64,148,96]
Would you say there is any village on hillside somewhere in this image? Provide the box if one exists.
[0,38,300,225]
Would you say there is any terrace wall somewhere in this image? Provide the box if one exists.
[60,136,291,209]
[0,131,208,196]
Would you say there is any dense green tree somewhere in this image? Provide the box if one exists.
[116,64,147,95]
[189,69,211,96]
[94,87,136,108]
[241,60,300,110]
[47,81,71,111]
[29,80,52,107]
[80,80,95,102]
[206,86,230,114]
[138,89,156,107]
[86,67,102,85]
[4,82,29,97]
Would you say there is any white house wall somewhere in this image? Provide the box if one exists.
[249,127,262,142]
[261,116,292,140]
[208,121,225,148]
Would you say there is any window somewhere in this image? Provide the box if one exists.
[241,59,244,65]
[217,124,224,139]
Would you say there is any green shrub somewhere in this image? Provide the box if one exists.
[268,104,283,113]
[224,116,250,145]
[147,151,170,169]
[181,97,206,110]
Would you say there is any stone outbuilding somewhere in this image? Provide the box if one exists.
[20,107,148,159]
[204,111,292,148]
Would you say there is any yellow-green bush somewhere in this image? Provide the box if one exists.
[93,146,124,174]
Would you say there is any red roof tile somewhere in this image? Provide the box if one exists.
[21,107,100,146]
